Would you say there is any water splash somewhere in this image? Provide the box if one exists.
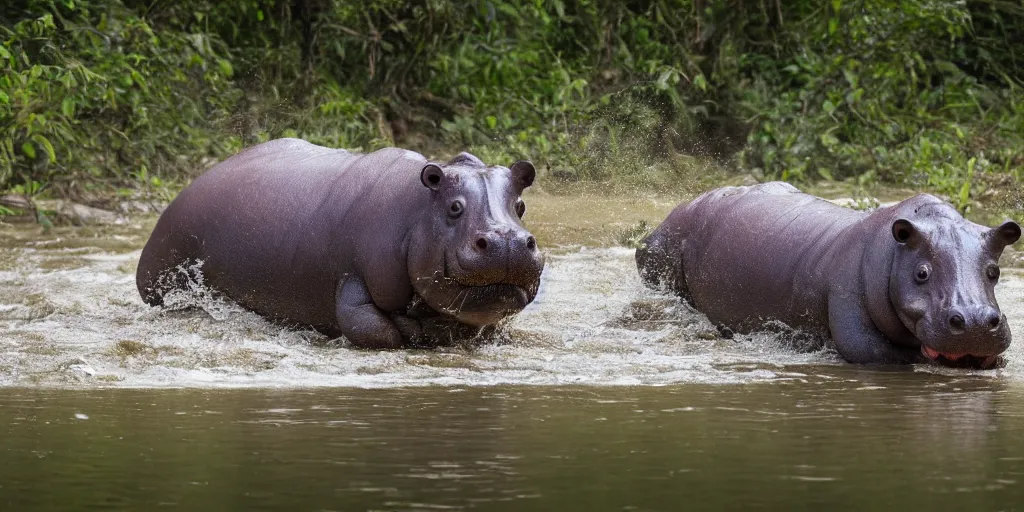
[1,204,1022,388]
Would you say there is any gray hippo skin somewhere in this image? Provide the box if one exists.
[137,138,544,348]
[636,182,1021,368]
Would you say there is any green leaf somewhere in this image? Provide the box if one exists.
[485,115,497,130]
[31,134,56,163]
[958,181,970,205]
[0,90,8,105]
[655,69,673,90]
[820,132,839,147]
[21,142,36,159]
[217,58,233,77]
[36,210,53,231]
[828,18,839,35]
[553,0,565,18]
[131,70,147,91]
[822,100,836,114]
[61,97,74,117]
[0,46,9,59]
[692,74,708,92]
[934,60,960,75]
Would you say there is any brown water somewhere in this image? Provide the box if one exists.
[3,382,1024,510]
[2,189,1024,509]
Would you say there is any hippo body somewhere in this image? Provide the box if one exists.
[137,138,544,348]
[636,182,1021,367]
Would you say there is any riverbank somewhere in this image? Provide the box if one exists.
[3,172,1022,255]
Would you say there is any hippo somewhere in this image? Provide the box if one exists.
[636,182,1021,368]
[136,138,545,348]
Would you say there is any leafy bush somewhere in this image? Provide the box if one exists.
[2,0,1023,203]
[738,0,1024,194]
[1,0,240,197]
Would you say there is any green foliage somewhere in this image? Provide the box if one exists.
[2,0,1023,201]
[739,0,1024,200]
[1,0,239,196]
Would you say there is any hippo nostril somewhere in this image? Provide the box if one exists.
[526,236,536,250]
[949,313,966,331]
[988,314,1001,329]
[476,238,488,251]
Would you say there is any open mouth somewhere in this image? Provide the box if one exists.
[423,277,532,317]
[920,345,1002,370]
[445,260,535,297]
[457,283,531,309]
[434,283,530,327]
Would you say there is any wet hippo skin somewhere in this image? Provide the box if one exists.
[636,182,1021,368]
[137,138,545,348]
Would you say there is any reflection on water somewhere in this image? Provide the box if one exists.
[2,381,1024,510]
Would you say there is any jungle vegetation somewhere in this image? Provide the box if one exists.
[2,0,1023,212]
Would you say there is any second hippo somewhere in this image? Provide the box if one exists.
[137,138,545,348]
[636,182,1020,368]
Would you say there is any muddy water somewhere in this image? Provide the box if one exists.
[4,382,1024,510]
[2,189,1024,509]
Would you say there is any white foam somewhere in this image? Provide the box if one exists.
[2,230,1023,388]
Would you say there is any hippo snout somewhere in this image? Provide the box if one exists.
[472,229,538,256]
[454,227,544,287]
[946,305,1003,334]
[919,303,1011,365]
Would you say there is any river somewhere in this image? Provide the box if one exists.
[2,188,1023,509]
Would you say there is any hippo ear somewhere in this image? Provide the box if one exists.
[420,163,445,191]
[891,219,920,246]
[510,160,536,192]
[988,220,1022,250]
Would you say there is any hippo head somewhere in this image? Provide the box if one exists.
[407,153,545,326]
[888,200,1020,367]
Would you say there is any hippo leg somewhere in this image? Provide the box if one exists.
[390,312,425,343]
[827,293,924,365]
[335,276,404,349]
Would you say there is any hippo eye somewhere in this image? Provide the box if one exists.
[515,199,526,218]
[915,264,931,283]
[449,200,464,218]
[987,264,1000,281]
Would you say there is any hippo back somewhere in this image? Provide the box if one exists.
[640,182,867,333]
[137,139,430,331]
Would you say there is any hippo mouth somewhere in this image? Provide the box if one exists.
[411,256,539,326]
[433,283,532,326]
[920,345,1003,370]
[451,282,530,305]
[442,255,540,299]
